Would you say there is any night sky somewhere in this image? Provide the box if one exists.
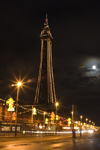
[1,0,100,125]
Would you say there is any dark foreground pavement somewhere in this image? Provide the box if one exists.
[0,132,100,150]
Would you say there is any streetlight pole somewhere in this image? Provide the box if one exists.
[15,82,21,136]
[71,111,73,122]
[89,120,91,129]
[86,118,88,129]
[80,116,83,136]
[71,111,75,137]
[86,118,88,124]
[55,102,59,132]
[89,120,91,124]
[44,112,46,129]
[71,110,76,138]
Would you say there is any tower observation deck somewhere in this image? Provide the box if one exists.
[34,15,56,105]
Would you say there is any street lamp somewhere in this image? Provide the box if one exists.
[71,111,74,122]
[86,118,88,128]
[55,102,59,116]
[15,81,22,136]
[44,112,46,128]
[86,118,88,124]
[80,116,83,125]
[80,116,83,136]
[89,120,91,124]
[71,111,75,138]
[55,102,59,132]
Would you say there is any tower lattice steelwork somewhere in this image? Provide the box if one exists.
[34,15,56,104]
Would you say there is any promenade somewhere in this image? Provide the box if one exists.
[0,132,100,150]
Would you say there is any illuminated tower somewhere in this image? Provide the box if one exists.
[34,15,56,104]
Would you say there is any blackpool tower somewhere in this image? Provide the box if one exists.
[34,15,56,104]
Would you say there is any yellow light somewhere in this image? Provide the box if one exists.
[80,116,83,119]
[45,118,48,124]
[51,112,55,120]
[86,118,88,121]
[55,102,59,106]
[84,122,86,126]
[33,107,37,115]
[68,118,71,126]
[44,112,46,115]
[17,82,22,87]
[71,111,73,115]
[12,112,16,120]
[56,115,59,120]
[6,98,15,111]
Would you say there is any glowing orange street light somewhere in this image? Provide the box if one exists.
[86,118,88,126]
[55,102,59,131]
[55,102,59,114]
[89,120,91,124]
[55,102,59,107]
[17,82,22,87]
[44,112,46,115]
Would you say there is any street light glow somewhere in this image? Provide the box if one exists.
[80,116,83,119]
[55,102,59,106]
[71,111,73,115]
[86,118,88,121]
[17,82,22,87]
[44,112,46,115]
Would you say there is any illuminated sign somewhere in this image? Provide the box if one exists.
[56,115,59,120]
[12,112,16,120]
[51,112,55,120]
[68,118,71,126]
[6,98,15,111]
[45,118,48,124]
[33,107,37,115]
[78,121,80,125]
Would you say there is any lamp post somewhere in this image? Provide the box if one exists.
[71,111,74,122]
[55,102,59,132]
[89,120,91,128]
[86,118,88,129]
[33,107,36,129]
[71,111,75,138]
[44,112,46,129]
[86,118,88,124]
[80,116,83,125]
[80,116,83,136]
[89,120,91,124]
[15,82,22,136]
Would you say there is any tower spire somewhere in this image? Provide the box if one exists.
[34,16,56,104]
[45,14,48,22]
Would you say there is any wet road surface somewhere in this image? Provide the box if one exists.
[0,132,100,150]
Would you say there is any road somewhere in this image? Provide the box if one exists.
[0,132,100,150]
